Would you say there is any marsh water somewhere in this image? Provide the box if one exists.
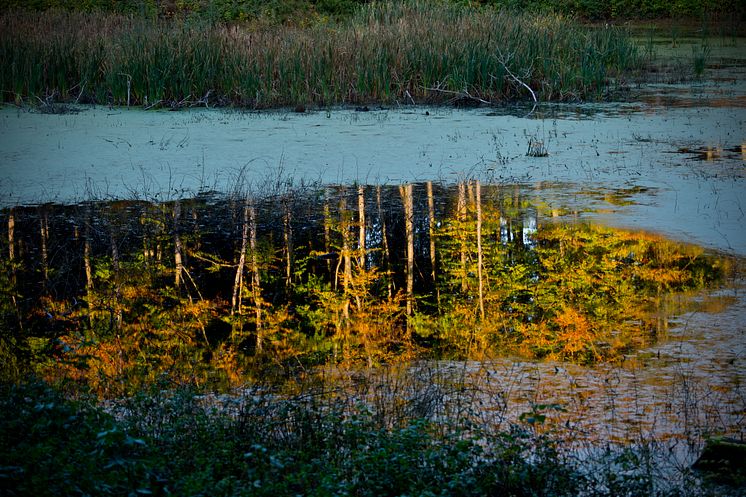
[1,34,745,474]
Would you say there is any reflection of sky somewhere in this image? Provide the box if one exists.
[0,104,744,255]
[498,212,537,248]
[523,212,537,247]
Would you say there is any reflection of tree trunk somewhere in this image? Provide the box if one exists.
[191,205,200,251]
[283,202,293,290]
[174,201,183,288]
[340,194,351,321]
[427,181,440,308]
[8,209,17,308]
[40,208,49,288]
[400,184,414,322]
[8,209,20,330]
[110,226,122,330]
[156,206,163,263]
[513,186,523,248]
[475,181,485,320]
[8,209,15,263]
[83,211,93,330]
[249,204,262,352]
[84,215,93,290]
[458,182,467,292]
[324,195,332,284]
[654,314,669,336]
[141,210,150,265]
[170,202,203,300]
[377,186,392,298]
[358,185,366,270]
[110,231,120,275]
[232,199,249,315]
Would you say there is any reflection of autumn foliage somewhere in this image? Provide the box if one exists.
[429,214,730,363]
[553,306,596,360]
[498,223,728,362]
[0,187,733,395]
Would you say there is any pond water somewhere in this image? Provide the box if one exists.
[1,97,744,255]
[1,38,745,475]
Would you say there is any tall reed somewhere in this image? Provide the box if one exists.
[0,1,640,107]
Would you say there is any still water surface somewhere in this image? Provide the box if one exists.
[1,61,744,466]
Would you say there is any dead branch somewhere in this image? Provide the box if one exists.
[404,89,416,105]
[118,73,132,107]
[423,85,492,105]
[144,99,163,110]
[495,48,537,103]
[191,90,212,108]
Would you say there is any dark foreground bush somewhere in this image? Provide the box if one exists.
[0,379,579,496]
[2,380,740,496]
[0,381,155,495]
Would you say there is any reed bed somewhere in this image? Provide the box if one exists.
[0,1,640,108]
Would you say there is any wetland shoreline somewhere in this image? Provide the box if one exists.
[1,2,745,495]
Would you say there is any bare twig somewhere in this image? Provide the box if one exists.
[144,99,163,111]
[118,73,132,107]
[172,94,192,109]
[192,90,212,108]
[461,89,491,105]
[423,86,461,96]
[404,89,416,105]
[423,85,491,105]
[495,48,537,103]
[189,250,235,268]
[182,266,204,301]
[75,82,86,104]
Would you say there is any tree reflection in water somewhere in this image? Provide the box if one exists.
[0,182,734,395]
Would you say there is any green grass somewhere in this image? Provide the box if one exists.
[0,1,641,108]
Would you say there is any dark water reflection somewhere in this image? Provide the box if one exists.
[0,181,743,455]
[322,279,745,470]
